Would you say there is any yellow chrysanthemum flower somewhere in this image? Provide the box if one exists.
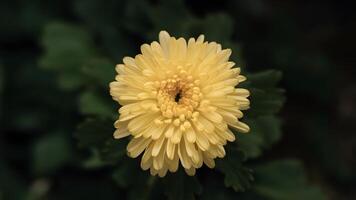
[110,31,250,177]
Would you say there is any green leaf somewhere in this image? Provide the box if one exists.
[246,70,282,88]
[32,133,72,174]
[74,0,137,59]
[57,73,86,90]
[194,13,234,43]
[244,70,285,117]
[74,118,126,165]
[40,22,96,90]
[121,0,152,34]
[78,90,115,118]
[200,173,239,200]
[256,116,282,146]
[99,136,127,163]
[252,160,326,200]
[74,118,114,148]
[81,57,115,88]
[112,158,164,200]
[236,70,285,159]
[238,115,282,159]
[74,0,124,30]
[112,158,149,189]
[40,22,95,70]
[237,131,264,159]
[163,170,202,200]
[216,148,254,192]
[82,150,107,169]
[147,0,192,38]
[248,88,285,116]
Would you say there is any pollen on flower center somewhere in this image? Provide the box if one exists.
[155,70,202,124]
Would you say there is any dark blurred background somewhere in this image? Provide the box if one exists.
[0,0,355,199]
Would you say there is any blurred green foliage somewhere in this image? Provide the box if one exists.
[252,160,325,200]
[32,133,72,175]
[1,0,355,199]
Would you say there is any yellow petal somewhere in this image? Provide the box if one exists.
[171,128,182,144]
[229,121,250,133]
[158,166,168,177]
[141,143,154,164]
[159,31,171,58]
[195,129,210,151]
[200,111,223,123]
[127,137,148,153]
[165,125,175,138]
[141,156,152,170]
[185,167,196,176]
[113,126,130,139]
[129,138,150,158]
[153,141,166,170]
[166,140,176,160]
[151,124,167,140]
[167,152,179,172]
[152,136,165,157]
[185,128,196,143]
[178,141,192,169]
[203,152,215,168]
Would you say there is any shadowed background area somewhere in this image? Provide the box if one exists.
[0,0,355,199]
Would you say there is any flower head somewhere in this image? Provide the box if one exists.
[110,31,250,177]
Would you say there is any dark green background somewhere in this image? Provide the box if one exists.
[1,0,355,199]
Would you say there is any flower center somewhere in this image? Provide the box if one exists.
[155,71,202,125]
[174,90,182,103]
